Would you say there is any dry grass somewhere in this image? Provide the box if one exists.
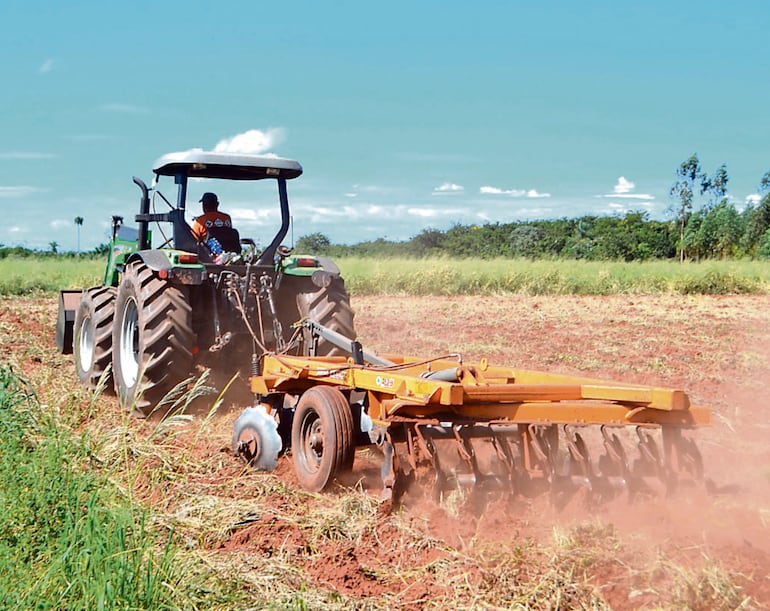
[2,295,769,609]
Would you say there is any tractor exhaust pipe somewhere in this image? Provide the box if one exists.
[133,177,151,250]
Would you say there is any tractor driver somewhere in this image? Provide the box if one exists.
[191,192,233,241]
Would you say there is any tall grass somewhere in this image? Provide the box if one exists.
[2,254,768,297]
[339,256,770,295]
[0,256,103,296]
[0,365,181,609]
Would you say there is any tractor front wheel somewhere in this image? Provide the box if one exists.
[112,261,194,415]
[74,286,117,391]
[291,386,355,492]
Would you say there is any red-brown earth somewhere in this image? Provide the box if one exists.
[1,294,769,609]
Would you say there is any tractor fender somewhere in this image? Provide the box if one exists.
[314,256,341,275]
[280,255,342,287]
[126,250,173,272]
[124,251,208,284]
[311,257,342,289]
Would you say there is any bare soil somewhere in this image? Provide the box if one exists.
[2,294,770,609]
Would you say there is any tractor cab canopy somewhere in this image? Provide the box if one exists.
[152,150,303,181]
[139,150,301,265]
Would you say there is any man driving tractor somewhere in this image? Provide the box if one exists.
[191,192,232,241]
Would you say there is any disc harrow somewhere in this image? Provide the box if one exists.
[234,320,711,507]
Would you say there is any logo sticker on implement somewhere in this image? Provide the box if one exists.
[375,376,395,389]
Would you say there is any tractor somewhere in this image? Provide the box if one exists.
[56,150,355,415]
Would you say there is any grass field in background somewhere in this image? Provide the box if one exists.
[340,257,770,295]
[1,255,768,296]
[0,257,104,295]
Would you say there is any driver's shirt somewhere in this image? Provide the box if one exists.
[191,212,232,240]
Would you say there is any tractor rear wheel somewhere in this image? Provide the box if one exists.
[74,286,117,391]
[296,275,356,357]
[112,261,194,415]
[292,386,355,492]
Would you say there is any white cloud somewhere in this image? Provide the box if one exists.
[602,193,655,200]
[480,186,525,196]
[613,176,635,194]
[39,59,54,74]
[433,182,464,194]
[213,128,285,154]
[600,197,655,215]
[0,186,46,197]
[344,192,358,198]
[408,207,439,218]
[746,193,762,205]
[598,176,654,201]
[229,207,277,225]
[50,219,69,230]
[9,226,22,233]
[480,186,550,198]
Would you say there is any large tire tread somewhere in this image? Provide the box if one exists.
[74,286,117,390]
[296,278,356,357]
[292,386,355,492]
[113,261,194,414]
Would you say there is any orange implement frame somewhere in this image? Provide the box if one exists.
[251,353,711,429]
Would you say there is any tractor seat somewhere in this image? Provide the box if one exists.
[205,226,242,253]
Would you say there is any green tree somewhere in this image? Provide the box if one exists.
[409,228,446,256]
[74,216,84,253]
[49,241,58,254]
[682,201,742,259]
[295,232,331,254]
[669,154,707,261]
[743,170,770,255]
[508,225,544,258]
[703,164,729,209]
[758,228,770,258]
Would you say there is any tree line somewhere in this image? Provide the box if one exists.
[299,154,770,261]
[3,154,769,262]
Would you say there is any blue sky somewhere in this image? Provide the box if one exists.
[1,0,769,251]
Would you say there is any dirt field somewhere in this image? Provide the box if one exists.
[2,294,770,609]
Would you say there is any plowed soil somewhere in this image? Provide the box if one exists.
[2,294,769,609]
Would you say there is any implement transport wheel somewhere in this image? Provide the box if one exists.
[74,286,117,391]
[291,386,355,492]
[112,261,194,416]
[232,406,283,471]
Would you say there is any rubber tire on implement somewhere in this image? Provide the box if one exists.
[291,386,355,492]
[74,286,117,391]
[232,406,283,471]
[296,276,356,357]
[112,261,194,416]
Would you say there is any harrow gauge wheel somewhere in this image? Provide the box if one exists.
[233,406,282,471]
[291,386,354,492]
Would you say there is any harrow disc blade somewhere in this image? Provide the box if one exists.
[383,419,708,511]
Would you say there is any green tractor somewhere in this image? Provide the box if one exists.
[56,151,355,415]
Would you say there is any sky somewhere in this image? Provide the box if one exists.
[1,0,769,251]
